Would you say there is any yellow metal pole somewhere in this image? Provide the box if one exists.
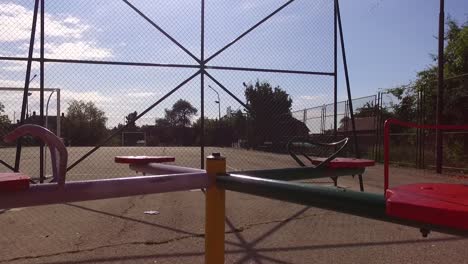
[205,153,226,264]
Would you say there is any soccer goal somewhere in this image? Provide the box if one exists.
[122,132,146,146]
[0,87,61,138]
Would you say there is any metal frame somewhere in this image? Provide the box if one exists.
[217,173,468,237]
[1,0,359,173]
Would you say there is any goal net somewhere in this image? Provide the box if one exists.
[122,132,146,146]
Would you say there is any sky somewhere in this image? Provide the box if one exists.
[0,0,467,129]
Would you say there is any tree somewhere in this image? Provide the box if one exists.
[384,19,468,165]
[64,100,108,146]
[243,80,300,147]
[0,101,11,127]
[0,101,12,140]
[156,99,198,128]
[386,19,468,125]
[125,111,138,127]
[244,80,292,120]
[155,116,171,127]
[225,110,248,141]
[192,112,246,147]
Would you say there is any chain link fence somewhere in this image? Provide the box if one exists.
[1,1,465,180]
[0,0,345,180]
[381,73,468,171]
[292,72,468,172]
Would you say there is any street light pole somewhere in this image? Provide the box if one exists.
[26,74,37,118]
[45,89,56,130]
[208,85,221,119]
[44,89,56,181]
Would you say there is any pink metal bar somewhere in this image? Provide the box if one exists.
[129,163,205,175]
[0,172,209,209]
[4,124,68,185]
[115,156,175,164]
[383,118,468,191]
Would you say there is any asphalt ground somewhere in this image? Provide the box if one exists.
[0,147,467,263]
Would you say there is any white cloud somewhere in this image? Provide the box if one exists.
[62,90,113,103]
[0,3,89,42]
[0,79,26,87]
[0,3,112,61]
[0,41,112,71]
[2,64,24,72]
[239,0,283,11]
[299,94,324,100]
[44,42,113,60]
[0,61,39,72]
[63,16,80,24]
[127,91,160,98]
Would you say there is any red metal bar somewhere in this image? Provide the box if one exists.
[383,119,468,191]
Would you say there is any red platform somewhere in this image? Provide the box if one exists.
[386,183,468,230]
[0,173,30,192]
[310,157,375,169]
[114,156,175,164]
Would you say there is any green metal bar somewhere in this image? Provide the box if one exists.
[218,174,468,237]
[229,167,365,181]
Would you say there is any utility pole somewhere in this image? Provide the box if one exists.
[435,0,445,174]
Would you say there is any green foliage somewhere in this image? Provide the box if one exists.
[0,101,11,127]
[192,110,248,146]
[243,80,307,147]
[385,19,468,125]
[64,100,108,146]
[224,110,248,141]
[354,102,393,120]
[244,80,292,119]
[445,19,468,74]
[156,99,198,128]
[0,101,12,141]
[125,111,138,129]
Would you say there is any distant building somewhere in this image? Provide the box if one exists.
[22,111,64,136]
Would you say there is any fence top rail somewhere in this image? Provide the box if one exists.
[385,119,468,131]
[0,87,59,92]
[292,95,377,114]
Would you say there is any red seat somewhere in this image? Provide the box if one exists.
[386,183,468,230]
[114,156,175,164]
[310,157,375,169]
[0,173,30,192]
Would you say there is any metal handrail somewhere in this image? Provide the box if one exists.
[287,137,349,169]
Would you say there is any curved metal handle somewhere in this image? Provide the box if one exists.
[4,124,68,186]
[287,137,349,169]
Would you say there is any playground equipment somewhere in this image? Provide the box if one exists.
[287,136,374,191]
[384,119,468,235]
[1,122,468,263]
[0,125,209,209]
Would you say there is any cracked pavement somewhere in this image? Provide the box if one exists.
[1,159,467,263]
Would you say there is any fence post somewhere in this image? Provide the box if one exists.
[205,153,226,264]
